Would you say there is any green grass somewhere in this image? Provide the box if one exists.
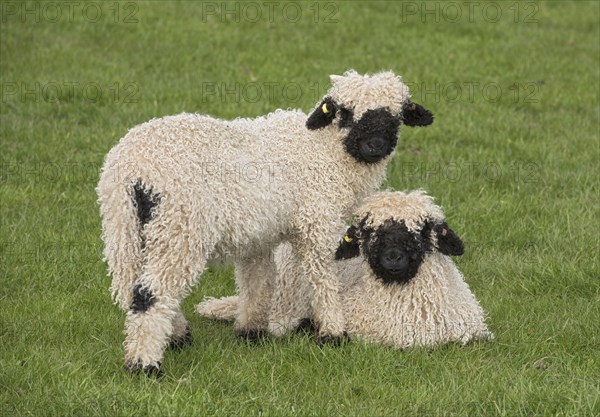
[1,1,599,416]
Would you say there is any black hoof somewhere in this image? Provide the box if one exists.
[295,318,318,335]
[169,326,193,350]
[143,364,164,378]
[124,361,163,379]
[317,332,350,347]
[236,329,267,342]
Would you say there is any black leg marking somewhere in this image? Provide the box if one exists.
[293,320,350,345]
[143,364,163,378]
[168,326,193,350]
[124,361,163,379]
[317,332,351,347]
[295,318,318,335]
[130,284,155,313]
[124,361,141,373]
[133,180,161,227]
[236,329,268,343]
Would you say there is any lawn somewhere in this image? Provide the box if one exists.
[1,1,599,416]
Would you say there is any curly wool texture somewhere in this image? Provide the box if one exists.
[97,70,415,369]
[98,71,409,309]
[329,71,409,122]
[356,190,445,234]
[197,191,492,348]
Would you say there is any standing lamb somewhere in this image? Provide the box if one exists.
[97,70,434,375]
[197,190,492,348]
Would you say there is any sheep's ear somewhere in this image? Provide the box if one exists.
[329,74,345,84]
[402,101,434,127]
[334,225,361,260]
[433,222,464,256]
[306,97,337,130]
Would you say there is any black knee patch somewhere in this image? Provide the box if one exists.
[130,284,155,313]
[133,180,160,227]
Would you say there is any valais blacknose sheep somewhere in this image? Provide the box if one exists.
[197,191,492,348]
[97,70,433,375]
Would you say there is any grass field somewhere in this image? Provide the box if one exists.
[1,1,599,416]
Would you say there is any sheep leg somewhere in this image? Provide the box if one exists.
[123,273,203,376]
[122,219,209,377]
[268,242,312,337]
[234,253,275,341]
[292,236,347,345]
[123,290,179,377]
[195,295,240,321]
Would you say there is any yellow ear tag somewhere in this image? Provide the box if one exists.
[322,103,330,114]
[343,235,353,243]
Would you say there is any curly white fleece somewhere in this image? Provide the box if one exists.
[197,191,492,348]
[97,70,412,368]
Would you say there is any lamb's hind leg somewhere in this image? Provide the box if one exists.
[123,224,208,376]
[234,252,276,341]
[124,285,180,376]
[124,270,206,376]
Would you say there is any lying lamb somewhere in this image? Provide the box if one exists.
[97,70,434,375]
[197,190,492,348]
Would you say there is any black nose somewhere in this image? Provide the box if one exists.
[384,248,405,263]
[367,137,386,151]
[381,247,409,271]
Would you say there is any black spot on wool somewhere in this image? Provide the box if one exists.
[133,180,160,227]
[130,283,155,313]
[342,108,401,164]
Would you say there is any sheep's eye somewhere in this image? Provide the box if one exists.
[339,107,354,128]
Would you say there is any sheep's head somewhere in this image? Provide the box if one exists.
[306,70,434,164]
[335,191,464,285]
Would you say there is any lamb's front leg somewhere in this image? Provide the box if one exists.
[234,253,275,341]
[268,242,313,337]
[292,230,348,345]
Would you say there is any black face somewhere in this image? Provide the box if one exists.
[335,215,464,283]
[342,108,401,164]
[363,220,431,285]
[306,96,434,163]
